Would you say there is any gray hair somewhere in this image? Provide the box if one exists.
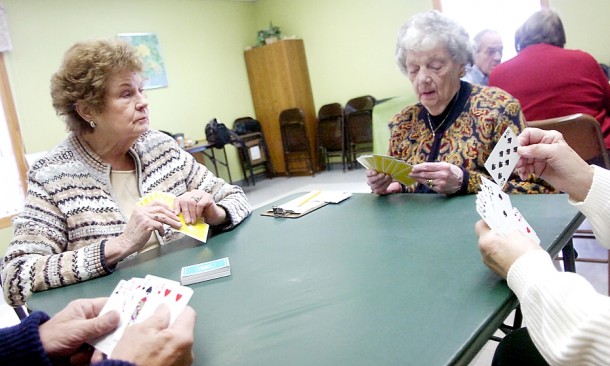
[395,11,472,75]
[515,9,566,52]
[472,29,500,52]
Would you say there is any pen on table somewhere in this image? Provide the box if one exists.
[298,191,321,206]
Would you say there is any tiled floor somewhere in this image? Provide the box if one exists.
[2,166,606,365]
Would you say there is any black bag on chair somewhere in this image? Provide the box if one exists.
[205,118,235,148]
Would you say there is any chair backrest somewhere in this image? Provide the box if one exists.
[345,95,375,115]
[279,108,310,153]
[527,113,610,168]
[233,117,262,135]
[317,103,344,151]
[344,96,375,145]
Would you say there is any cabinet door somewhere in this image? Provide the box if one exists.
[245,39,317,175]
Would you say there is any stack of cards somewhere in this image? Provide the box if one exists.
[356,154,417,186]
[137,191,210,242]
[476,128,540,243]
[91,275,193,355]
[181,257,231,285]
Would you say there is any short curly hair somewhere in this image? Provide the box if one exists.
[395,11,472,76]
[50,38,144,134]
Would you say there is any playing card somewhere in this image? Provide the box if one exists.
[136,191,210,242]
[484,127,520,189]
[356,154,417,186]
[480,177,514,234]
[91,275,193,356]
[512,207,540,244]
[136,275,193,324]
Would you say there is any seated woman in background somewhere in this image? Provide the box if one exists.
[367,11,554,195]
[489,9,610,152]
[1,38,251,306]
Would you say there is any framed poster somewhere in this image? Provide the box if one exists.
[118,33,168,89]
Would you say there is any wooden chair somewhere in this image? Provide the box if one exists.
[345,95,376,168]
[233,117,271,186]
[317,103,347,171]
[279,108,315,176]
[527,113,610,293]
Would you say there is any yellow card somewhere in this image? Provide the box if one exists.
[178,215,210,243]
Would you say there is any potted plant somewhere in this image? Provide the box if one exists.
[257,22,281,46]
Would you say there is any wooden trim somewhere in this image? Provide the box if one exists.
[0,53,27,229]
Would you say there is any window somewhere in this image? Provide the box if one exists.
[0,53,27,228]
[435,0,548,60]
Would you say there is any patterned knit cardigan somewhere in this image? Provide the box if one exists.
[389,82,555,194]
[1,130,251,306]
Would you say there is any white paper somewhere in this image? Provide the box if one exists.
[249,146,261,160]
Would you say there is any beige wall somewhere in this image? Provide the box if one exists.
[2,0,610,255]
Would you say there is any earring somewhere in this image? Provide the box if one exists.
[89,120,96,128]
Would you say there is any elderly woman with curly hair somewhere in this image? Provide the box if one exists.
[366,11,554,195]
[2,38,251,306]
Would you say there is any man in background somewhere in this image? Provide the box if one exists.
[462,29,503,85]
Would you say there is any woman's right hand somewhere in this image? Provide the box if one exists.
[104,203,182,266]
[366,170,402,195]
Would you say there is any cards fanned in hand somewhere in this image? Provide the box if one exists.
[91,275,193,356]
[181,257,231,285]
[476,128,540,243]
[137,191,210,242]
[356,154,417,186]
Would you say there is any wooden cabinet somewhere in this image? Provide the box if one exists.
[244,39,317,175]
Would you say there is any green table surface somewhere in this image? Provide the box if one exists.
[29,193,583,366]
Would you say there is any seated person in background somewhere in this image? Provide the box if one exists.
[489,9,610,151]
[476,127,610,366]
[462,29,503,86]
[1,38,251,306]
[0,297,196,365]
[367,11,553,195]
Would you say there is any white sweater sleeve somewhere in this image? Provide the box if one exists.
[570,165,610,247]
[508,251,610,365]
[506,166,610,365]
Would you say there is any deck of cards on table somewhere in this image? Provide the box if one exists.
[180,257,231,285]
[476,127,540,244]
[137,191,210,242]
[91,275,193,355]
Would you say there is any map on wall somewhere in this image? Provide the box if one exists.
[118,33,168,89]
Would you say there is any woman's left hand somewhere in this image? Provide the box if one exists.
[410,162,463,194]
[174,190,227,226]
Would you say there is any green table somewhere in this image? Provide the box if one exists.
[29,193,583,366]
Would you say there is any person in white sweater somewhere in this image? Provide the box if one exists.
[475,127,610,366]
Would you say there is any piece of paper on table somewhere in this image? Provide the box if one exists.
[277,190,352,214]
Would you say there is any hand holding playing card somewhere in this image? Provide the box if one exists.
[138,192,210,243]
[476,127,541,243]
[91,275,194,356]
[475,219,546,279]
[107,304,196,366]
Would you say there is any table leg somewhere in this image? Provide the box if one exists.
[561,239,576,273]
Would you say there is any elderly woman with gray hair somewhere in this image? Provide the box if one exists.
[367,11,554,195]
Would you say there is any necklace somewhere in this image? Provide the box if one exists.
[425,89,460,139]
